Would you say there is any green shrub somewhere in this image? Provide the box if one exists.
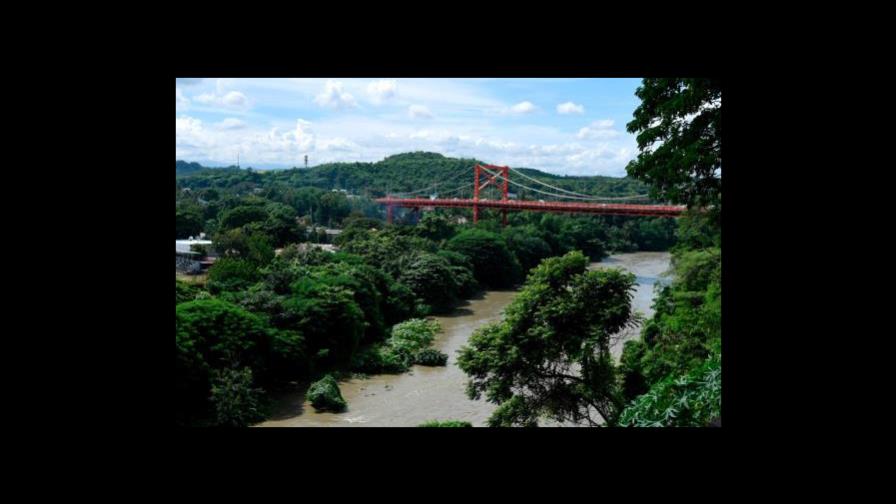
[414,348,448,366]
[351,319,443,373]
[209,367,266,427]
[388,319,440,357]
[351,345,409,374]
[419,420,473,427]
[176,279,199,305]
[207,257,259,294]
[618,352,721,427]
[306,374,347,412]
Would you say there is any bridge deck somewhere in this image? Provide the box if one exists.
[376,197,686,217]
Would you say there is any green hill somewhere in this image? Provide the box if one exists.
[176,151,648,200]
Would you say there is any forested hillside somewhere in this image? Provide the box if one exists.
[175,152,650,199]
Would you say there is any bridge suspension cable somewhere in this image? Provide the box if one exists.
[389,165,472,197]
[480,166,649,202]
[506,166,649,201]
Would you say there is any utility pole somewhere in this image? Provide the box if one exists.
[237,151,240,169]
[304,155,308,169]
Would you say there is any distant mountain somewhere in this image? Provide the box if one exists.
[176,152,649,199]
[175,160,205,175]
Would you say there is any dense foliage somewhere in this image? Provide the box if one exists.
[618,240,721,425]
[626,78,722,213]
[350,319,442,374]
[615,77,723,426]
[209,367,266,427]
[177,152,650,200]
[306,374,347,412]
[176,149,693,427]
[175,299,299,426]
[176,279,199,304]
[446,229,522,289]
[414,348,448,366]
[619,350,720,427]
[419,420,473,427]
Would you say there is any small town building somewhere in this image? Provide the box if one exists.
[176,239,215,274]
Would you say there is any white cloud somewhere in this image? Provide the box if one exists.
[193,93,216,104]
[176,78,202,86]
[176,88,190,109]
[408,105,433,119]
[556,101,584,115]
[176,116,204,138]
[222,91,248,107]
[174,79,642,174]
[217,118,247,130]
[576,119,620,140]
[318,137,358,152]
[314,80,358,109]
[508,101,536,114]
[193,90,251,109]
[367,80,397,104]
[294,119,316,151]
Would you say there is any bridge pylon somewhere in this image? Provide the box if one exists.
[474,163,509,225]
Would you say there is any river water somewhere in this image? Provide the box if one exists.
[258,251,671,427]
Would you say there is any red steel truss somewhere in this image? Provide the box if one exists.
[378,164,687,224]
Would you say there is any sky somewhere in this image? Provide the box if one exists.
[175,78,645,176]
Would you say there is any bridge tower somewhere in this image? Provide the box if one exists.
[473,163,509,225]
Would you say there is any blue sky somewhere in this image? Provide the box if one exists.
[175,78,645,176]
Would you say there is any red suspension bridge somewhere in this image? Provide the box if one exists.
[377,163,686,225]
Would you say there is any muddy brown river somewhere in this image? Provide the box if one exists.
[258,251,671,427]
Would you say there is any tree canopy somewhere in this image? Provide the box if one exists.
[457,251,637,426]
[626,78,722,212]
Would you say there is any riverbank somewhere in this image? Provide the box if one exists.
[257,251,671,427]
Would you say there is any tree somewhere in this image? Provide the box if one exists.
[207,257,259,294]
[315,191,351,227]
[209,367,266,427]
[457,251,637,427]
[212,228,274,266]
[502,225,553,273]
[263,203,301,247]
[626,78,722,213]
[397,252,462,313]
[220,205,269,230]
[446,229,521,289]
[414,212,456,242]
[287,280,365,369]
[176,206,203,239]
[176,299,274,426]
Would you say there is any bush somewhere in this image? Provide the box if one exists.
[388,319,440,359]
[207,257,259,294]
[209,367,266,427]
[419,420,472,427]
[414,348,448,366]
[306,374,347,412]
[618,352,721,427]
[351,319,443,373]
[351,345,409,374]
[176,279,199,305]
